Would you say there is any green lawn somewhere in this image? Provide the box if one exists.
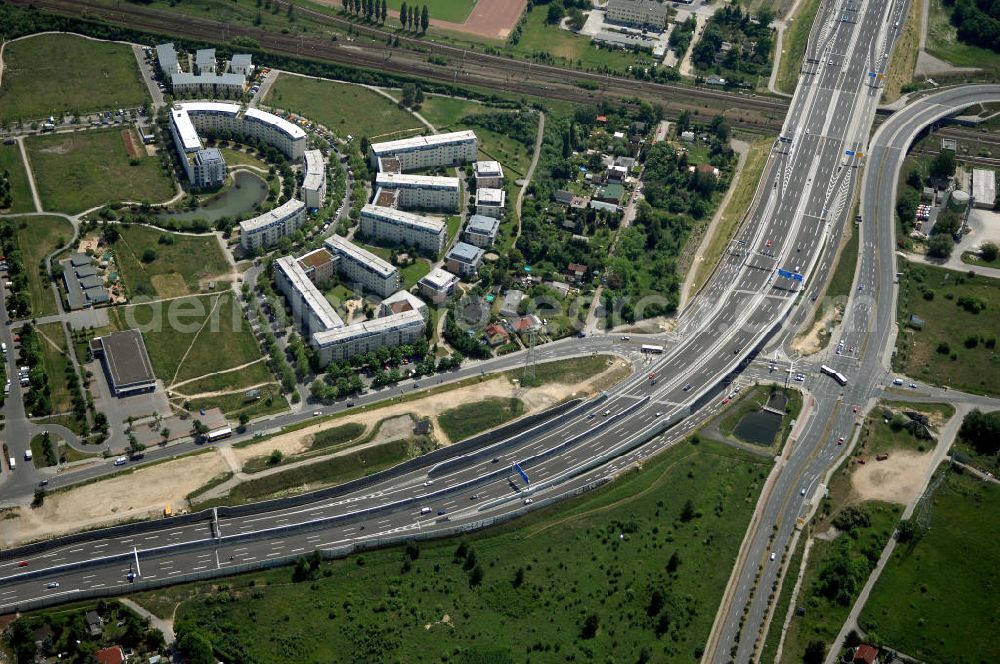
[514,7,644,73]
[383,0,475,23]
[13,215,73,318]
[218,146,271,171]
[135,437,770,663]
[184,385,288,420]
[35,322,75,415]
[171,364,275,397]
[111,224,231,299]
[401,259,431,290]
[776,0,821,93]
[0,33,149,125]
[859,468,1000,664]
[26,129,175,214]
[926,0,1000,70]
[418,96,484,130]
[0,143,35,213]
[111,292,265,386]
[311,422,367,450]
[825,223,859,300]
[437,396,525,441]
[893,262,1000,396]
[854,401,954,459]
[265,74,423,141]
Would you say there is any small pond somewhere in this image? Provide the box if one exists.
[156,170,267,223]
[733,410,783,446]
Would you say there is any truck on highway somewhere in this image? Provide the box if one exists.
[641,344,664,354]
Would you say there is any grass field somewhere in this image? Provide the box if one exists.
[184,385,288,420]
[383,0,475,23]
[926,0,1000,70]
[311,422,367,450]
[776,0,822,94]
[111,292,264,386]
[882,0,920,103]
[401,259,431,290]
[26,129,175,214]
[112,224,231,299]
[825,223,859,300]
[513,7,644,72]
[854,401,954,459]
[688,136,773,296]
[35,322,75,415]
[12,215,73,318]
[437,397,525,441]
[265,74,423,141]
[218,147,271,171]
[859,468,1000,663]
[418,96,484,130]
[0,33,148,125]
[0,143,35,213]
[894,262,1000,396]
[136,437,770,662]
[172,363,275,397]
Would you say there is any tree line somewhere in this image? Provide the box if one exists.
[341,0,430,33]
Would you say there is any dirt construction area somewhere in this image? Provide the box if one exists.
[1,358,630,547]
[848,450,933,505]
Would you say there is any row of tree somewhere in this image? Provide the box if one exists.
[341,0,430,33]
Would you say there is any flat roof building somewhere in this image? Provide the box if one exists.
[312,309,425,365]
[91,330,157,396]
[378,290,429,320]
[464,214,500,248]
[192,148,227,189]
[369,130,478,171]
[325,234,400,298]
[445,242,484,279]
[195,48,216,74]
[473,160,504,188]
[155,43,180,80]
[475,187,506,218]
[605,0,669,31]
[973,168,996,209]
[374,172,461,212]
[173,102,306,161]
[229,53,254,76]
[275,256,344,336]
[302,149,327,209]
[239,199,307,252]
[360,204,447,255]
[170,72,246,98]
[418,267,459,305]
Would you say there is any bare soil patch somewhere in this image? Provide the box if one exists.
[849,451,933,505]
[121,127,142,158]
[792,303,842,355]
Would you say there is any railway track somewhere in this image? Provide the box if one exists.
[13,0,789,130]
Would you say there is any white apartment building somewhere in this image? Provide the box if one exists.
[155,43,180,80]
[195,48,216,74]
[229,53,254,76]
[274,256,344,336]
[374,173,460,211]
[379,290,428,320]
[239,199,307,252]
[168,107,228,188]
[418,267,459,305]
[170,72,246,98]
[360,204,447,255]
[368,130,478,171]
[173,103,307,161]
[473,160,504,189]
[325,235,400,298]
[312,309,425,365]
[302,149,327,209]
[475,188,506,219]
[605,0,669,30]
[463,214,500,248]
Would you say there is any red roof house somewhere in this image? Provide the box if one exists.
[853,644,879,664]
[95,645,125,664]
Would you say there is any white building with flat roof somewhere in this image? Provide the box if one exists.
[379,290,429,320]
[229,53,254,76]
[239,199,307,252]
[475,188,506,218]
[374,172,460,211]
[275,256,345,336]
[605,0,668,30]
[302,149,327,209]
[463,214,500,248]
[973,168,996,209]
[312,309,425,365]
[155,43,180,80]
[325,235,400,298]
[360,204,447,255]
[473,160,504,188]
[445,242,484,279]
[368,130,478,171]
[418,267,459,304]
[170,72,245,98]
[173,103,306,160]
[195,48,216,74]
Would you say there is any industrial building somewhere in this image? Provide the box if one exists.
[368,130,478,171]
[973,168,996,209]
[463,214,500,248]
[325,234,400,298]
[475,187,506,218]
[360,204,447,256]
[239,199,307,252]
[604,0,669,30]
[302,149,327,209]
[418,267,459,304]
[445,242,485,278]
[473,160,504,188]
[90,330,157,397]
[374,173,461,211]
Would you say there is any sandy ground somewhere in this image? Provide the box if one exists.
[1,454,230,547]
[792,303,842,356]
[849,450,932,505]
[2,359,629,546]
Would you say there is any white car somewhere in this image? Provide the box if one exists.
[113,456,127,466]
[769,552,776,561]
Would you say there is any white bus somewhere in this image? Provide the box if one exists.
[206,427,233,442]
[641,344,665,354]
[820,364,848,386]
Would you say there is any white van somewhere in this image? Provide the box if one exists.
[113,456,128,466]
[1,342,6,353]
[8,457,14,470]
[24,450,32,461]
[420,506,431,515]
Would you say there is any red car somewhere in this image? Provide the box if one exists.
[722,398,730,405]
[17,561,28,567]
